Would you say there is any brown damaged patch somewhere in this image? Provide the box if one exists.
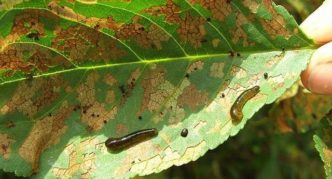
[52,25,126,64]
[116,16,170,50]
[144,0,182,24]
[155,79,190,125]
[187,61,204,74]
[0,44,71,76]
[177,15,207,48]
[19,102,72,173]
[322,147,332,173]
[242,0,260,13]
[189,0,232,22]
[259,0,292,39]
[178,85,208,111]
[49,1,170,50]
[0,133,14,160]
[210,62,225,78]
[77,71,118,131]
[232,13,254,47]
[0,0,24,11]
[0,10,59,52]
[52,138,101,178]
[48,1,123,31]
[0,76,66,118]
[139,66,174,115]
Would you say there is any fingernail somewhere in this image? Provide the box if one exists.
[308,63,332,95]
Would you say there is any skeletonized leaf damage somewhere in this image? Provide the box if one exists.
[0,0,314,178]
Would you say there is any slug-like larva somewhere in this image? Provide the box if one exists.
[230,86,260,124]
[105,128,158,152]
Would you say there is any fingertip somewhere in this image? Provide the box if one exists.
[300,0,332,43]
[301,42,332,95]
[306,64,332,95]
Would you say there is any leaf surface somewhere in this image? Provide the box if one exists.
[0,0,315,178]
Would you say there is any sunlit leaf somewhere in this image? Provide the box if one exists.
[0,0,315,178]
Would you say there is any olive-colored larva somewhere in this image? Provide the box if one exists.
[105,128,158,152]
[230,86,260,124]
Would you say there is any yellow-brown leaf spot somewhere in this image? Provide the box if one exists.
[323,147,332,172]
[52,138,100,178]
[230,66,248,79]
[103,73,118,86]
[48,1,123,31]
[1,77,65,118]
[232,13,253,47]
[147,25,171,50]
[259,0,292,39]
[116,17,169,50]
[144,0,182,24]
[77,72,118,131]
[212,38,221,48]
[178,85,208,111]
[242,0,260,13]
[0,10,59,51]
[189,0,232,22]
[0,44,71,75]
[187,61,204,74]
[0,133,14,160]
[0,0,24,11]
[48,1,86,22]
[11,10,46,37]
[177,15,207,48]
[139,66,174,114]
[19,102,72,173]
[210,62,225,78]
[158,79,190,124]
[52,25,126,64]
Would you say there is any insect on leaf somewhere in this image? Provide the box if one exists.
[0,0,315,178]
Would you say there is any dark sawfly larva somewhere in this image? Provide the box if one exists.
[230,86,260,124]
[105,128,158,152]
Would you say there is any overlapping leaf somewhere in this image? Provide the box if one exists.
[314,114,332,179]
[0,0,315,178]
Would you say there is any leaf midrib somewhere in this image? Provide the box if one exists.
[0,47,316,86]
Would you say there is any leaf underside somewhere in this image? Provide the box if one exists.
[0,0,314,178]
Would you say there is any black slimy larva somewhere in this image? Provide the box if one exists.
[105,128,158,152]
[230,86,260,124]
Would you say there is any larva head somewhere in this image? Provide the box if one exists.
[252,86,260,93]
[230,107,243,124]
[105,138,118,149]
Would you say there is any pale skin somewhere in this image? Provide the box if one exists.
[301,0,332,94]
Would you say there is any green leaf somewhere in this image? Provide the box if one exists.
[314,114,332,179]
[0,0,315,178]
